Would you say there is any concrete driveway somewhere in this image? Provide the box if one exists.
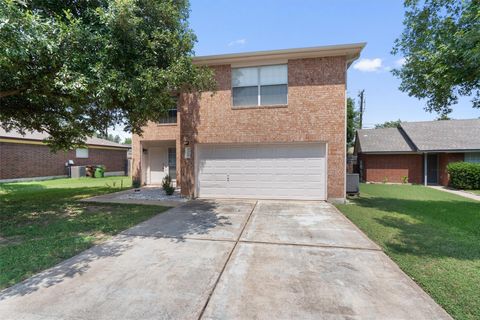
[0,200,451,319]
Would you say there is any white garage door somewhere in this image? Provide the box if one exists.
[196,143,326,200]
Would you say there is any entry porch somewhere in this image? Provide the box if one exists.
[140,140,179,187]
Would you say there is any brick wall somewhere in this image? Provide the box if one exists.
[439,153,464,186]
[0,142,127,179]
[359,154,423,184]
[133,56,347,200]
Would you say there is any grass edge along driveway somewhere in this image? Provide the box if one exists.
[336,184,480,320]
[0,177,169,290]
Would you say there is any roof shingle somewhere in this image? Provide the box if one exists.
[400,119,480,151]
[356,119,480,153]
[0,128,129,149]
[356,127,415,153]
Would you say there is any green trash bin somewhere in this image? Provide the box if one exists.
[94,166,105,178]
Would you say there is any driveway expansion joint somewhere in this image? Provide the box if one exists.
[119,233,237,243]
[237,239,383,251]
[197,200,258,320]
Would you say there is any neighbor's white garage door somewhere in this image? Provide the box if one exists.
[196,143,326,200]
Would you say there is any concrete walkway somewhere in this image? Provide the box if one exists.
[80,187,188,207]
[429,185,480,201]
[0,200,452,320]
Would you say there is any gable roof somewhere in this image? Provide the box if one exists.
[400,119,480,151]
[0,128,130,149]
[356,127,415,153]
[356,119,480,154]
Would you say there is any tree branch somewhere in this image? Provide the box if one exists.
[0,89,25,98]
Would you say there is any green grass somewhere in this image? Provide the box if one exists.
[0,177,168,289]
[337,184,480,320]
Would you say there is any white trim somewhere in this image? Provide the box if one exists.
[0,175,67,183]
[325,142,329,201]
[343,66,347,201]
[194,143,199,198]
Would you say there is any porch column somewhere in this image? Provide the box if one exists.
[424,153,428,186]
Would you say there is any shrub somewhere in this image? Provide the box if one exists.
[402,176,409,184]
[447,162,480,190]
[132,179,141,189]
[162,175,175,195]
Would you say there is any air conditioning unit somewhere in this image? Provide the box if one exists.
[70,166,86,178]
[346,174,360,195]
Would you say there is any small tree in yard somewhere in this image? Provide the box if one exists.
[0,0,215,151]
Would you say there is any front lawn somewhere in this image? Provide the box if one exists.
[337,184,480,320]
[0,177,168,290]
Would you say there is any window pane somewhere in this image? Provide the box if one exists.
[75,148,89,158]
[260,65,287,85]
[465,152,480,163]
[260,84,287,105]
[159,97,178,124]
[159,108,177,124]
[233,86,258,106]
[232,67,258,87]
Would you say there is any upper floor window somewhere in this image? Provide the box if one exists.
[159,97,178,124]
[232,64,288,107]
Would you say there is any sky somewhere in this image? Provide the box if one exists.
[111,0,479,139]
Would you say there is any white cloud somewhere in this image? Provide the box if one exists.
[228,38,246,47]
[353,58,383,72]
[395,57,406,67]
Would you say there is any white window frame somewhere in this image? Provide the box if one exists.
[75,148,89,158]
[232,64,288,107]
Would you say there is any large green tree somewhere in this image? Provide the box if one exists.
[0,0,214,150]
[392,0,480,116]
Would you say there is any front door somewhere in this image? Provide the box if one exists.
[427,154,439,184]
[149,147,167,184]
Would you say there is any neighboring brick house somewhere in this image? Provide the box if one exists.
[132,43,365,202]
[355,119,480,186]
[0,129,130,181]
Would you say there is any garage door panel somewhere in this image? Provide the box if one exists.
[197,143,326,200]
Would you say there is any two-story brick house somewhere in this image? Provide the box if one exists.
[132,43,365,202]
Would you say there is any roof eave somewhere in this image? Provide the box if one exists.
[359,151,421,155]
[192,42,366,67]
[418,148,480,153]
